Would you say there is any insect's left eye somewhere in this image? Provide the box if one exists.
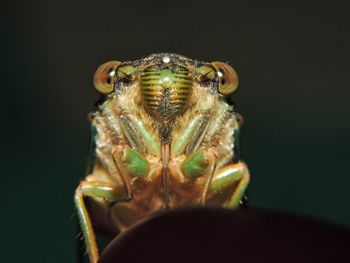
[211,61,239,95]
[93,61,121,94]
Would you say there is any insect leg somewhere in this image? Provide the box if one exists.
[75,180,126,263]
[200,155,216,204]
[207,162,250,208]
[119,114,160,156]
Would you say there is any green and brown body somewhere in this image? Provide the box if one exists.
[75,54,250,263]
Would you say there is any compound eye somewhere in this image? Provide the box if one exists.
[93,61,121,94]
[211,61,239,95]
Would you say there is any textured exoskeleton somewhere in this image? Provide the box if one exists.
[75,54,250,263]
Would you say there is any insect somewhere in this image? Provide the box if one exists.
[75,53,250,263]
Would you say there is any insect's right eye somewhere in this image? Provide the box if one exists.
[211,61,239,95]
[93,61,121,94]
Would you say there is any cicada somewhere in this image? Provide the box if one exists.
[75,54,250,263]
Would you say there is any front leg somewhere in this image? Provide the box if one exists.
[207,162,250,208]
[74,177,127,263]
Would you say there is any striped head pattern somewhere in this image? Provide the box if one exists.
[140,62,192,120]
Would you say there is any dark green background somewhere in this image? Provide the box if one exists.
[2,1,350,262]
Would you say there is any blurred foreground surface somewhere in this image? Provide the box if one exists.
[98,207,349,263]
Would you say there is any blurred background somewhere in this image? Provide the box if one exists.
[2,0,350,262]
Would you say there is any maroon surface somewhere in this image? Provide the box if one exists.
[98,207,349,263]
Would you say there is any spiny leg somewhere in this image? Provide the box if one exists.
[207,162,250,208]
[75,179,127,263]
[200,157,216,204]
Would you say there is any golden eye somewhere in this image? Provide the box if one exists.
[211,61,239,95]
[93,61,121,94]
